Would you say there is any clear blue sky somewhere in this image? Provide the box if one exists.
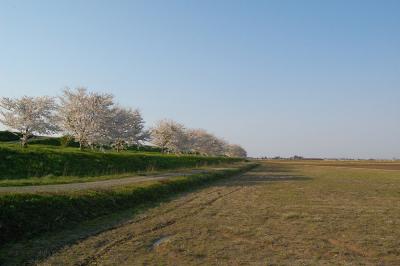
[1,0,399,158]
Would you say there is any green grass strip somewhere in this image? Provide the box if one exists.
[0,144,243,179]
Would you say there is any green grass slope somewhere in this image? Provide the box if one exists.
[0,144,243,179]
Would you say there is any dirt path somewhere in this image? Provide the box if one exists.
[36,161,400,266]
[0,168,229,194]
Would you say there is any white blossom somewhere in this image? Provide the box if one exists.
[225,144,247,158]
[0,96,58,147]
[1,89,247,157]
[58,87,114,150]
[150,119,189,153]
[107,107,149,152]
[187,129,226,156]
[150,121,247,157]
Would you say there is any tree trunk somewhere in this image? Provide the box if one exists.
[21,134,28,148]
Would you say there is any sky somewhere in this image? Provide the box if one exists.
[0,0,399,158]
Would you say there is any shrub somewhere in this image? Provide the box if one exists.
[27,136,80,148]
[0,131,21,142]
[28,137,61,146]
[126,145,162,152]
[59,135,80,148]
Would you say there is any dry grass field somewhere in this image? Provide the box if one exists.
[28,160,400,265]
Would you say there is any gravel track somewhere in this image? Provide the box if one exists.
[0,168,230,194]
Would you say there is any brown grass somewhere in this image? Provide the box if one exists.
[11,160,400,265]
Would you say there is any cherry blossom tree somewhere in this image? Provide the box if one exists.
[0,96,59,147]
[58,88,114,150]
[225,144,247,158]
[0,89,247,156]
[108,107,149,152]
[151,121,247,156]
[187,129,226,156]
[150,119,188,153]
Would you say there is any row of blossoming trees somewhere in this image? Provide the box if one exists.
[0,88,247,157]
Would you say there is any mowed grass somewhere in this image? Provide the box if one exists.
[0,162,241,187]
[276,159,400,171]
[0,163,257,255]
[226,161,400,265]
[0,143,242,181]
[36,160,400,265]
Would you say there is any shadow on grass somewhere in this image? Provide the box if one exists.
[0,165,257,265]
[0,202,156,266]
[215,165,312,187]
[0,191,192,265]
[260,164,294,173]
[219,174,312,187]
[2,164,302,264]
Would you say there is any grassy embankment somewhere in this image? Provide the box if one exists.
[0,134,252,252]
[0,162,257,248]
[0,136,250,247]
[0,143,243,185]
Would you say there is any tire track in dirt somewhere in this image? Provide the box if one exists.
[95,186,229,234]
[82,173,247,239]
[37,187,230,265]
[77,186,244,266]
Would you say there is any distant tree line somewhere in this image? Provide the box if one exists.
[0,88,247,157]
